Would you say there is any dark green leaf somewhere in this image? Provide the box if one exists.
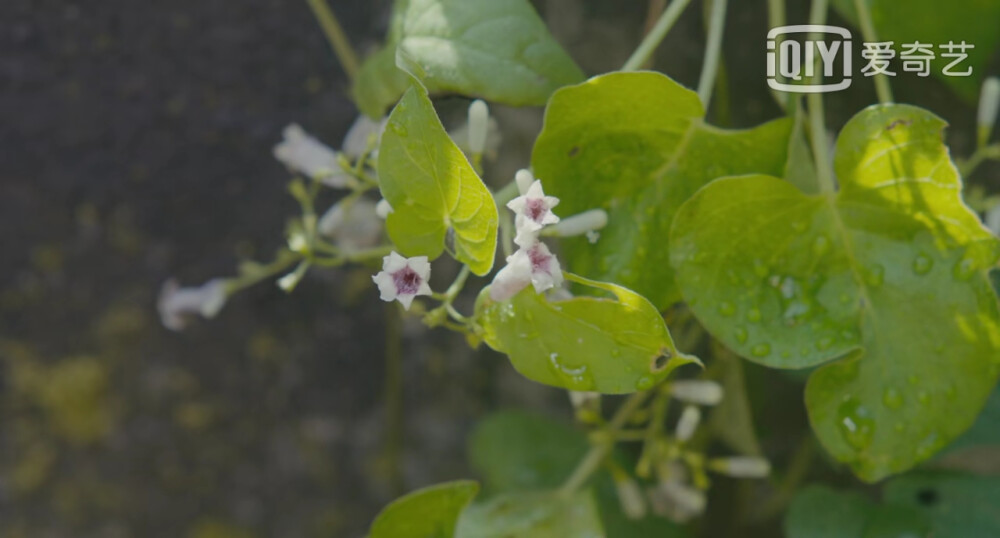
[785,485,873,538]
[884,472,1000,537]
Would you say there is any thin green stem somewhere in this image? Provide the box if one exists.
[305,0,360,81]
[696,0,728,108]
[767,0,788,111]
[621,0,695,71]
[559,390,654,496]
[383,302,405,495]
[852,0,893,104]
[807,0,835,195]
[959,143,1000,178]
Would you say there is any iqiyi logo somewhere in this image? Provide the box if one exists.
[767,25,852,93]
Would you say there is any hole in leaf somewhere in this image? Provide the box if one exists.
[568,145,580,157]
[650,351,672,372]
[916,488,938,506]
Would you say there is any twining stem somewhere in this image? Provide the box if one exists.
[696,0,728,108]
[559,390,654,496]
[807,0,836,195]
[621,0,695,71]
[852,0,893,104]
[305,0,360,81]
[767,0,788,111]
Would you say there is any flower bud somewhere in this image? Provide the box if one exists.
[546,209,608,237]
[978,77,1000,146]
[157,278,229,331]
[375,198,393,219]
[669,380,724,406]
[612,472,647,520]
[318,199,382,250]
[467,99,489,155]
[655,481,706,521]
[515,169,534,195]
[708,456,771,478]
[674,405,701,442]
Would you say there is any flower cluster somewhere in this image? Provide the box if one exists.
[490,171,565,301]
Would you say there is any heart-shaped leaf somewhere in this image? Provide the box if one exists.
[670,104,1000,481]
[370,480,479,538]
[532,72,792,309]
[475,275,698,394]
[456,490,603,538]
[395,0,584,106]
[378,84,498,275]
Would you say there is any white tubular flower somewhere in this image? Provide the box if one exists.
[514,169,535,195]
[979,77,1000,143]
[317,198,382,250]
[467,99,489,155]
[657,481,706,521]
[375,198,393,219]
[674,405,701,442]
[568,390,600,408]
[669,380,724,406]
[157,278,228,331]
[273,124,351,187]
[342,115,388,158]
[709,456,771,478]
[489,242,564,300]
[547,209,608,238]
[507,179,560,236]
[372,252,432,310]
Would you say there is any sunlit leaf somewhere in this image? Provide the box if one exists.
[670,104,1000,481]
[395,0,584,106]
[475,275,699,394]
[456,490,603,538]
[532,72,792,309]
[378,84,498,275]
[370,480,479,538]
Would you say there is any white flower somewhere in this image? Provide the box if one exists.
[674,405,701,442]
[342,115,388,159]
[157,278,228,331]
[979,77,1000,141]
[318,198,382,250]
[273,124,351,187]
[375,198,393,219]
[507,179,560,235]
[708,456,771,478]
[489,242,564,301]
[655,481,706,521]
[372,252,432,310]
[613,473,647,520]
[669,380,724,406]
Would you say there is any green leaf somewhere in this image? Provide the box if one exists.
[395,0,584,106]
[370,480,479,538]
[353,44,411,119]
[378,84,498,275]
[456,490,603,538]
[475,275,699,394]
[832,0,1000,102]
[884,472,1000,536]
[784,485,874,538]
[468,411,588,494]
[862,504,931,538]
[670,104,1000,481]
[531,71,792,309]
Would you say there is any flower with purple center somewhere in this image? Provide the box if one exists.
[506,179,560,236]
[372,252,432,310]
[489,241,563,301]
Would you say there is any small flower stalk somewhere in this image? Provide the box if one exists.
[158,278,229,331]
[372,252,433,310]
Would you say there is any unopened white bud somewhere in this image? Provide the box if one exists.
[468,99,489,155]
[709,456,771,478]
[979,77,1000,145]
[547,209,608,237]
[568,390,600,408]
[375,198,393,219]
[674,405,701,442]
[515,169,534,195]
[986,204,1000,236]
[658,481,706,517]
[669,380,723,406]
[158,278,229,331]
[613,474,647,520]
